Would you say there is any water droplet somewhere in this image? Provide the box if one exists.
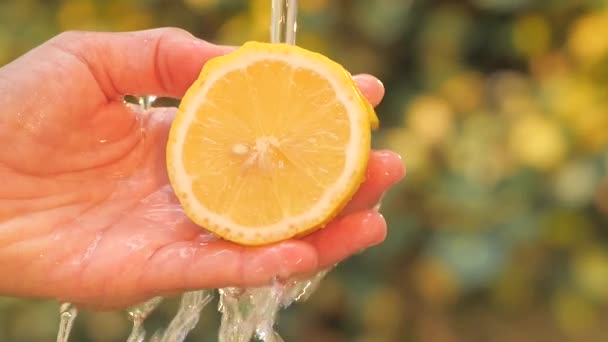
[56,302,77,342]
[126,297,163,342]
[217,269,331,342]
[281,268,331,306]
[138,95,157,110]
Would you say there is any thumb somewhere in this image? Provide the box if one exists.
[48,28,232,100]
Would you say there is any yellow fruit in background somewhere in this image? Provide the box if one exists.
[439,71,484,113]
[406,95,454,145]
[508,113,567,171]
[568,10,608,65]
[381,128,430,179]
[166,42,377,245]
[572,249,608,302]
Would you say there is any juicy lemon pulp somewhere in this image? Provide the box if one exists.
[166,42,377,245]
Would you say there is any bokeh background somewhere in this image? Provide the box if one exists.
[2,0,608,341]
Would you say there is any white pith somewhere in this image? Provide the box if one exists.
[169,49,366,243]
[238,136,281,170]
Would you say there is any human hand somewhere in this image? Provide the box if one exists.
[0,28,404,309]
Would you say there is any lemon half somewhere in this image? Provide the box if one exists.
[166,41,378,245]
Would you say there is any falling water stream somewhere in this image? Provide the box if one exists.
[217,1,305,341]
[150,290,213,341]
[56,303,77,342]
[55,1,335,341]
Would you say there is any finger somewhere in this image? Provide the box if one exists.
[45,29,384,105]
[353,74,385,107]
[340,150,405,216]
[140,211,387,295]
[138,239,319,294]
[303,210,387,270]
[48,28,233,99]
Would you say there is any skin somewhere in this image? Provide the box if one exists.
[0,28,405,310]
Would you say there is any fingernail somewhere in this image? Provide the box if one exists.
[372,150,406,186]
[374,149,401,159]
[360,211,387,247]
[353,73,383,86]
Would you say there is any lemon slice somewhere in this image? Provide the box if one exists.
[166,41,378,245]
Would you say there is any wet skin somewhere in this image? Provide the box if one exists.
[0,28,405,310]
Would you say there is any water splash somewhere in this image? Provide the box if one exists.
[218,286,282,342]
[218,269,330,342]
[56,302,78,342]
[126,296,164,342]
[138,95,157,110]
[281,268,330,307]
[150,290,212,342]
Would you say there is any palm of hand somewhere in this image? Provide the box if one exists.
[0,30,404,309]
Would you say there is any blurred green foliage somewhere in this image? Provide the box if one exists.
[1,0,608,341]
